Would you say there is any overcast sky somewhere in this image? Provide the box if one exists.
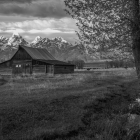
[0,0,78,43]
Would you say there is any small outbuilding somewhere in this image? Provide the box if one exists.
[83,60,112,70]
[0,45,75,75]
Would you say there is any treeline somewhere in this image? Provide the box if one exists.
[68,59,135,69]
[108,60,135,68]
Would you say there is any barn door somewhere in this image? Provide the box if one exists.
[25,64,31,74]
[46,65,54,74]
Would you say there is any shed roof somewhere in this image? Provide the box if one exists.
[20,46,55,60]
[86,59,112,63]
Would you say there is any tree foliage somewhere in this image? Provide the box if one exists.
[64,0,134,51]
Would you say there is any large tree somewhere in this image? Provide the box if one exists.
[64,0,140,78]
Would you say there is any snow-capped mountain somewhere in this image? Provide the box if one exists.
[52,37,68,43]
[0,33,73,51]
[30,36,73,52]
[0,32,99,62]
[8,32,29,48]
[0,32,133,63]
[31,36,42,45]
[0,36,9,50]
[31,36,48,48]
[0,36,8,43]
[0,32,29,50]
[31,36,70,46]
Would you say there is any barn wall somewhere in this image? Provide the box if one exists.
[0,60,12,74]
[0,67,12,74]
[54,65,74,74]
[12,47,32,61]
[0,60,12,67]
[32,65,46,74]
[0,46,32,75]
[84,62,107,69]
[12,60,32,75]
[32,60,46,66]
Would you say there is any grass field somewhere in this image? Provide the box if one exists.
[0,68,140,140]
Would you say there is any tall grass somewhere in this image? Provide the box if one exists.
[0,68,139,140]
[1,68,136,97]
[4,73,94,94]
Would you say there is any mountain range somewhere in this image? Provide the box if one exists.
[0,32,101,62]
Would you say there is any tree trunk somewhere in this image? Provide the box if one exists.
[132,0,140,78]
[132,38,140,78]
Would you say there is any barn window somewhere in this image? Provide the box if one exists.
[16,65,18,67]
[19,65,21,67]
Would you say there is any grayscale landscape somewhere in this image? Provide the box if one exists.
[0,0,140,140]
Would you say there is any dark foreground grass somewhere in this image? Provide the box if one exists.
[0,69,140,140]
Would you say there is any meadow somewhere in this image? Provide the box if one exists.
[0,68,140,140]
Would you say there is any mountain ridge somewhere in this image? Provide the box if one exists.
[0,33,132,63]
[0,33,99,62]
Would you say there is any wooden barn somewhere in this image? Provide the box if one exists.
[0,45,75,75]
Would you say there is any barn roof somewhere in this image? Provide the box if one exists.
[40,60,74,66]
[20,46,74,66]
[20,45,55,60]
[0,45,74,66]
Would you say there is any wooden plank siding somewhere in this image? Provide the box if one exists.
[84,62,108,69]
[12,60,32,75]
[32,60,46,66]
[0,60,12,75]
[32,65,46,74]
[0,68,12,75]
[54,65,74,74]
[0,46,75,75]
[12,47,32,61]
[11,47,32,75]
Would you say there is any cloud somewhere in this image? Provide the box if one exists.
[0,17,77,36]
[0,28,75,34]
[28,29,61,34]
[0,0,68,18]
[4,29,25,33]
[27,29,75,34]
[0,0,78,44]
[0,18,77,32]
[0,0,36,3]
